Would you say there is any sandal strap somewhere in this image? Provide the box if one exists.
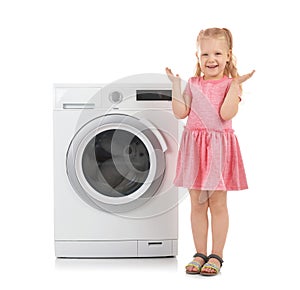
[201,262,220,273]
[193,253,208,262]
[185,261,202,271]
[207,254,224,266]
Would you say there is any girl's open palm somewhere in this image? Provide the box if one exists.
[165,67,181,83]
[235,70,255,84]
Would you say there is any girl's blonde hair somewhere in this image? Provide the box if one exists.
[195,27,239,79]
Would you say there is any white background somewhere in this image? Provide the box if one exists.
[1,0,299,288]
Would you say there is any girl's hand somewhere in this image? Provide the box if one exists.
[165,67,181,83]
[233,70,255,84]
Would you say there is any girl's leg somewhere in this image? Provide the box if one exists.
[203,190,229,273]
[186,190,209,272]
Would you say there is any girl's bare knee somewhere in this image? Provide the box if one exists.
[208,191,228,215]
[190,190,209,213]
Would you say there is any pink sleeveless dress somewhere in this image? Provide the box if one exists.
[174,76,248,191]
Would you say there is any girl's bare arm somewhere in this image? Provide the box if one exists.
[166,67,191,119]
[220,70,255,121]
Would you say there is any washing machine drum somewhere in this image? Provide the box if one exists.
[66,114,167,213]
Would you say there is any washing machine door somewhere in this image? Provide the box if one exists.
[66,114,167,213]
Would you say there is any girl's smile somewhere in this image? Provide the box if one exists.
[206,64,219,69]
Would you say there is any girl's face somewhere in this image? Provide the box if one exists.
[199,37,230,80]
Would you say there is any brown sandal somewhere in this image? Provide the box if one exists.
[185,253,208,274]
[200,254,224,276]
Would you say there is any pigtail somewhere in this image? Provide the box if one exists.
[224,55,238,78]
[195,51,201,77]
[222,28,239,79]
[195,61,201,77]
[195,31,204,77]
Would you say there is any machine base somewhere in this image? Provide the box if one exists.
[55,240,178,258]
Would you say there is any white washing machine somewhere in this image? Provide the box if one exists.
[53,74,179,258]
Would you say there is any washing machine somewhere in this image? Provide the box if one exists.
[53,73,179,258]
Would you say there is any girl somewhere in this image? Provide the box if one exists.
[166,27,254,276]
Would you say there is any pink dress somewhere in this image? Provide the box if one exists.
[174,76,248,191]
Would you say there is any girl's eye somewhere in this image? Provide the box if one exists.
[215,52,222,56]
[201,53,208,57]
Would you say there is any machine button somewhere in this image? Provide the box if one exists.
[109,91,123,103]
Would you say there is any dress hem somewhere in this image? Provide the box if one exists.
[174,183,248,191]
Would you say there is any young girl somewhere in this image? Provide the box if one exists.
[166,27,254,276]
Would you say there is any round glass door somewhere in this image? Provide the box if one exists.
[82,129,150,197]
[66,114,166,213]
